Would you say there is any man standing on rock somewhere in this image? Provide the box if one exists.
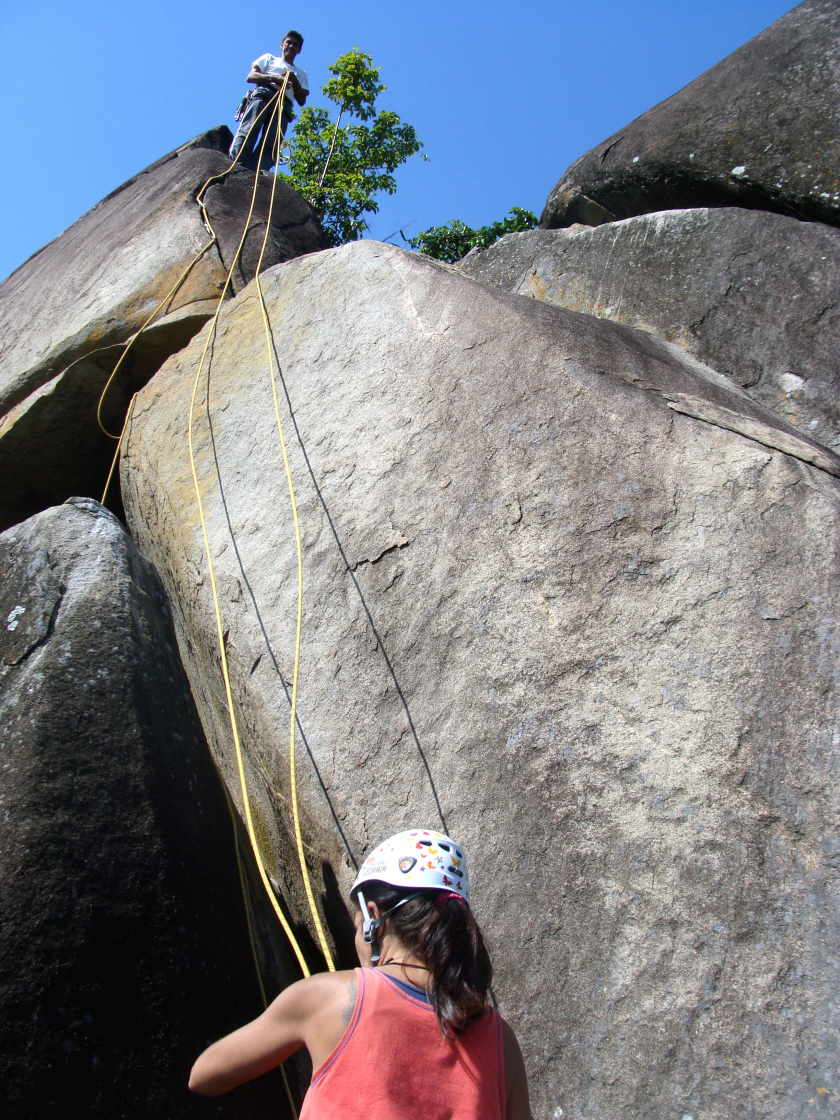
[229,31,309,173]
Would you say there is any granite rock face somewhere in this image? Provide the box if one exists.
[122,241,840,1120]
[542,0,840,230]
[0,499,307,1119]
[459,208,840,452]
[0,129,326,530]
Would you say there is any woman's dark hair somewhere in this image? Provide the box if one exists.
[355,882,493,1037]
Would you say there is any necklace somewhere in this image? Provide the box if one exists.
[381,958,430,970]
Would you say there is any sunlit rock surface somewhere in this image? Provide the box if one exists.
[0,128,326,531]
[459,208,840,451]
[122,241,840,1120]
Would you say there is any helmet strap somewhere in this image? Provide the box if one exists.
[357,889,426,968]
[357,888,381,965]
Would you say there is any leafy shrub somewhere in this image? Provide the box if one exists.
[408,207,540,263]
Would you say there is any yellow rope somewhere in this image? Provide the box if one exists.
[97,87,286,440]
[96,251,213,439]
[187,81,315,978]
[100,80,319,1105]
[100,392,137,505]
[254,103,336,971]
[193,87,316,1108]
[193,73,335,970]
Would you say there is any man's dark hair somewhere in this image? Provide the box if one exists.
[284,30,304,45]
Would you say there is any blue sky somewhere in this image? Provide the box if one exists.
[0,1,792,281]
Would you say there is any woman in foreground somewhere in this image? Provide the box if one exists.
[189,828,532,1119]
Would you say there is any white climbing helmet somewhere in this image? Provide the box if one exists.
[351,828,470,903]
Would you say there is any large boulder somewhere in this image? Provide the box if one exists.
[122,241,840,1119]
[0,128,326,531]
[0,498,308,1118]
[541,0,840,230]
[459,208,840,452]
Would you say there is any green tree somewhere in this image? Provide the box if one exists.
[282,48,423,247]
[408,207,540,263]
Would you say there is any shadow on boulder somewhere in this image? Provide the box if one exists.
[0,498,312,1118]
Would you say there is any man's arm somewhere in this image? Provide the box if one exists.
[289,72,308,106]
[245,65,307,105]
[246,65,277,87]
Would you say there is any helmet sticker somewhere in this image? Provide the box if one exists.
[399,856,417,873]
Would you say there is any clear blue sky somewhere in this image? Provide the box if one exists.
[0,1,793,282]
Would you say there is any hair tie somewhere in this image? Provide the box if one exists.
[436,891,465,910]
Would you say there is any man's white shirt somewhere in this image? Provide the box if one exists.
[253,54,309,103]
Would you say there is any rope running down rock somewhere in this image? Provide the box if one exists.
[102,77,335,1115]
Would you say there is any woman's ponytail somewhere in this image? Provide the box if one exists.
[357,883,493,1037]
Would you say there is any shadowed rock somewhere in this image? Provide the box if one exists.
[0,303,217,532]
[121,241,840,1119]
[0,498,308,1118]
[459,208,840,452]
[0,127,326,529]
[542,0,840,230]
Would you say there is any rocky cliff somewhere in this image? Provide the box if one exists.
[459,208,840,451]
[0,499,307,1119]
[2,8,839,1119]
[121,241,840,1120]
[541,0,840,230]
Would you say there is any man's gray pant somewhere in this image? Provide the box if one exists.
[229,89,294,172]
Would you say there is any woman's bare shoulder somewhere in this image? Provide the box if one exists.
[265,968,358,1044]
[286,967,357,1009]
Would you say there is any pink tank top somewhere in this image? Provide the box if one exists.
[299,967,505,1120]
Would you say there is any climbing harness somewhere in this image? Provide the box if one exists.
[234,90,254,122]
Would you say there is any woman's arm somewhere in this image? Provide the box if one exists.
[189,985,305,1095]
[189,971,352,1096]
[502,1018,533,1120]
